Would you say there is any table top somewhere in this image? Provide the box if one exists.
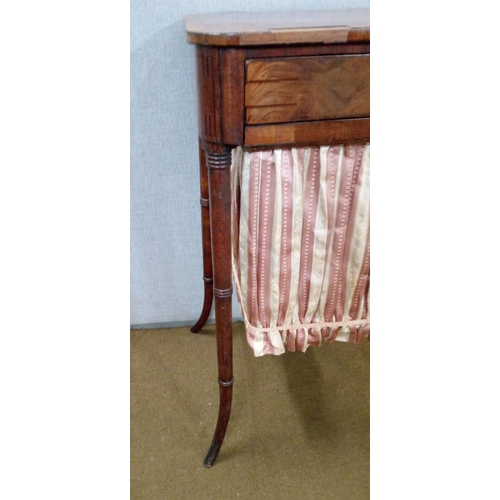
[184,8,370,46]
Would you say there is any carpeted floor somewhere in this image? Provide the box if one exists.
[131,322,369,499]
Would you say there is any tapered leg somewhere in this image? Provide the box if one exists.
[191,139,214,333]
[204,148,233,467]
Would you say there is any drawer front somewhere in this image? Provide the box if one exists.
[245,54,369,125]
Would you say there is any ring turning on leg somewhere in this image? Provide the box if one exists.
[191,139,214,333]
[203,148,234,467]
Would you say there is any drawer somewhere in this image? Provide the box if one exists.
[245,54,369,125]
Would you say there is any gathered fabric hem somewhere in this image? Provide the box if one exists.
[233,260,369,357]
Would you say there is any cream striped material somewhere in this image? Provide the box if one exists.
[231,145,370,357]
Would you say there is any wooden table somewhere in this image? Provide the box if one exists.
[184,9,370,467]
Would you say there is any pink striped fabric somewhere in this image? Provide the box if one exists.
[231,145,370,357]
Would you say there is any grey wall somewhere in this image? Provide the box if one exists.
[130,0,370,327]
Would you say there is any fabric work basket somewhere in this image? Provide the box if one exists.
[231,144,370,357]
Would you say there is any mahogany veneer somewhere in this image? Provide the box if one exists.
[245,55,370,124]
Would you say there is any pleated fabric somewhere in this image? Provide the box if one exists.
[231,145,370,357]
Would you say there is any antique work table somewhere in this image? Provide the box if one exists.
[184,9,370,467]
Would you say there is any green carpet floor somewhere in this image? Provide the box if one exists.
[131,322,369,499]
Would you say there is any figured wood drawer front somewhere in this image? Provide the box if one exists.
[245,55,369,125]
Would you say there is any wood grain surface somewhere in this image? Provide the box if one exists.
[245,55,369,125]
[185,9,369,46]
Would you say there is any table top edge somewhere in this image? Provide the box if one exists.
[184,8,370,46]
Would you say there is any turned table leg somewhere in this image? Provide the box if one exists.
[204,148,233,467]
[191,138,214,333]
